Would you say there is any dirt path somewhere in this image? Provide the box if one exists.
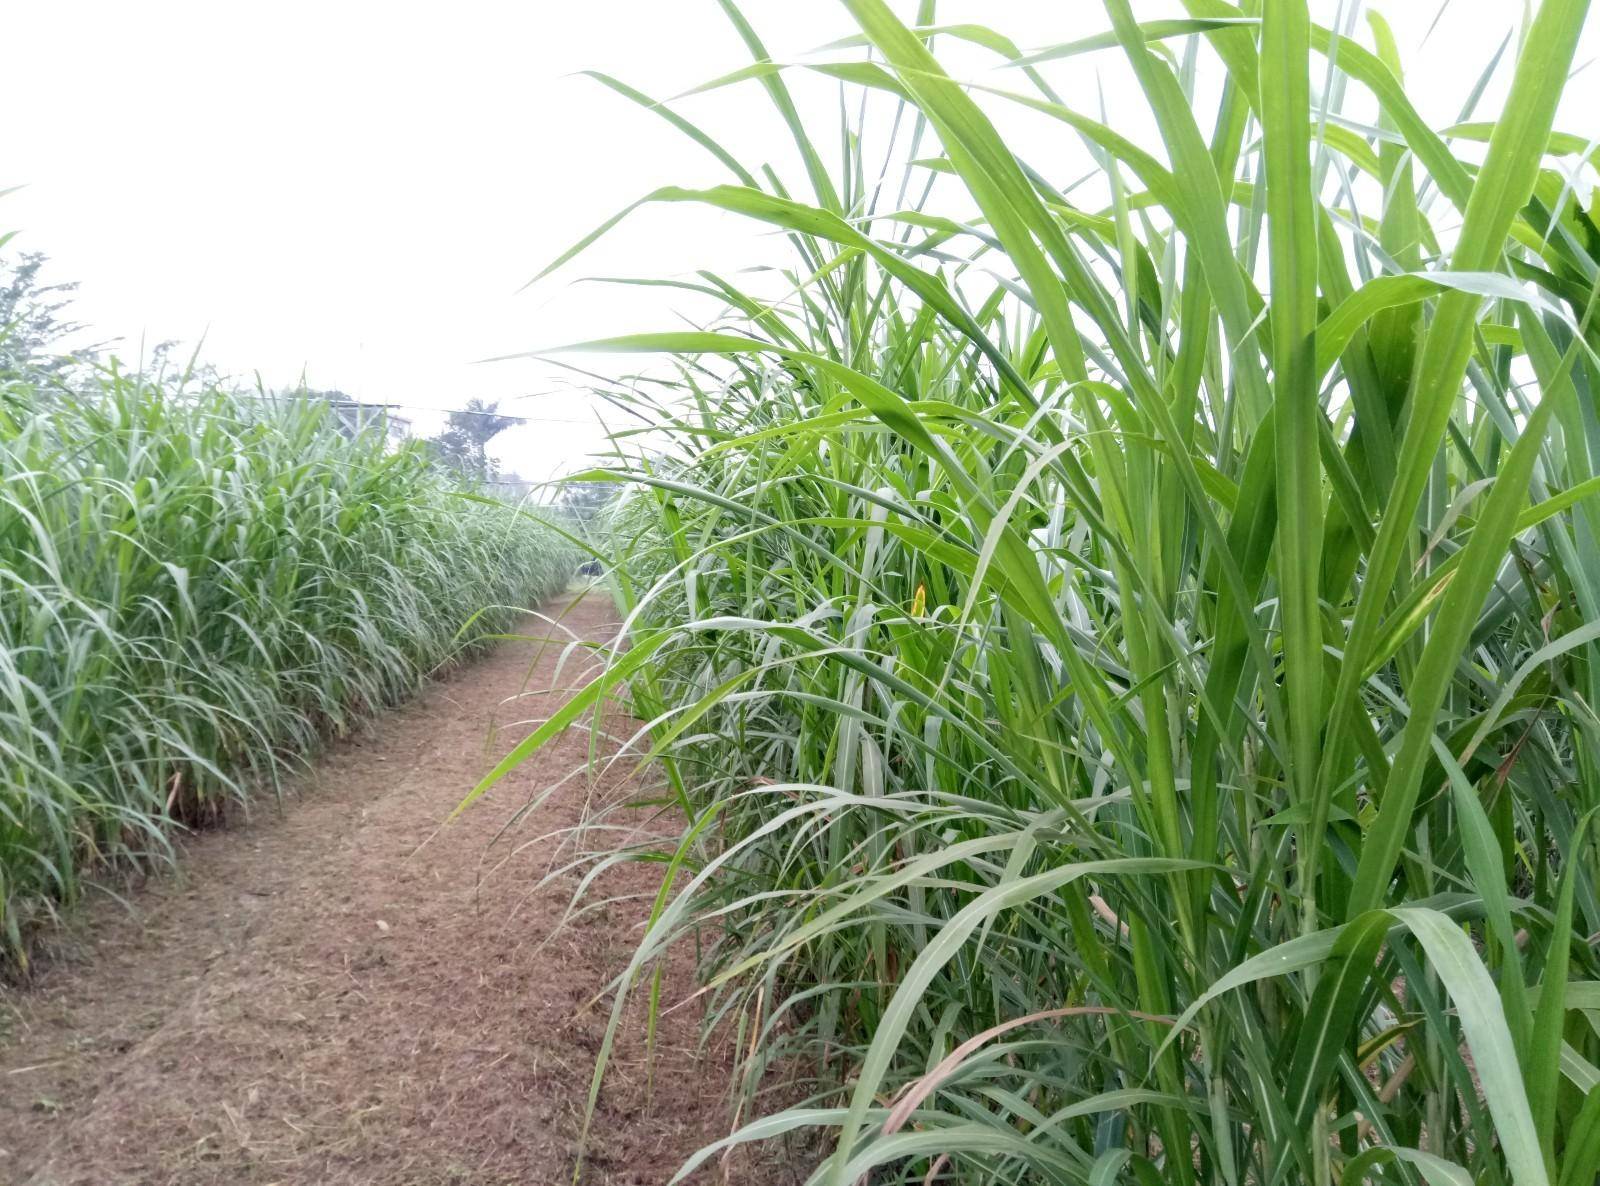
[0,593,732,1186]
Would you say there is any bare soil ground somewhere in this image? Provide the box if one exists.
[0,593,740,1185]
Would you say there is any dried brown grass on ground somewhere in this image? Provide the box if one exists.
[0,595,738,1186]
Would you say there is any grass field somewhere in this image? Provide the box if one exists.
[482,2,1600,1183]
[0,369,577,959]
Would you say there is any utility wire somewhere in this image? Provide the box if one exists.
[233,390,613,426]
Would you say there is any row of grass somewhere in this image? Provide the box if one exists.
[481,1,1600,1183]
[0,367,578,959]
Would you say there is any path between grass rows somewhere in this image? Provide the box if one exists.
[0,594,730,1185]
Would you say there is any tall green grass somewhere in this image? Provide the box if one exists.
[489,2,1600,1182]
[0,367,577,958]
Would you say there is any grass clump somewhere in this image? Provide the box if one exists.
[0,367,578,958]
[481,2,1600,1182]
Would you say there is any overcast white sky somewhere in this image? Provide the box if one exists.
[6,2,1596,483]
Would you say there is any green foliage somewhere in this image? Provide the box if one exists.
[0,367,578,959]
[481,2,1600,1182]
[0,251,97,381]
[427,397,518,481]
